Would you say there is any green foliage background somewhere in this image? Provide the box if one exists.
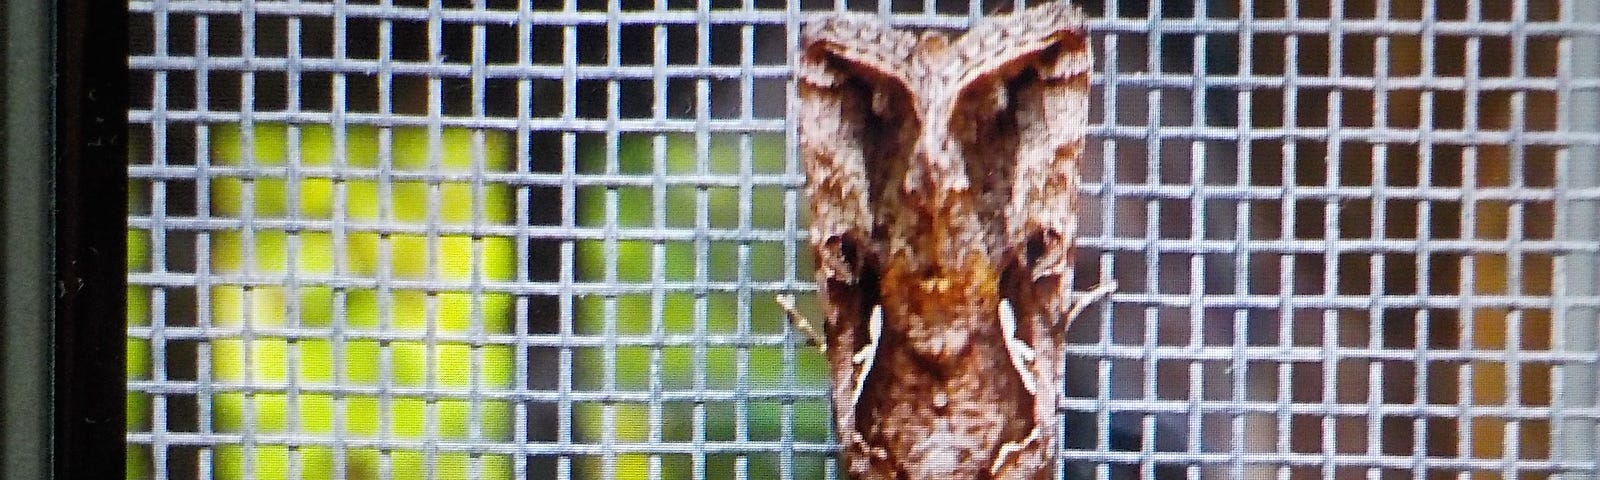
[130,181,153,479]
[202,124,515,479]
[571,133,831,479]
[128,126,831,478]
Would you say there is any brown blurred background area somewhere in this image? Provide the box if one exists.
[1072,1,1581,479]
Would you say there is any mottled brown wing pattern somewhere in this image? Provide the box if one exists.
[794,4,1099,479]
[796,15,923,477]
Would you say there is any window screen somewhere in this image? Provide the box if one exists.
[126,1,1600,479]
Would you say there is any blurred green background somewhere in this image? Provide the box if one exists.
[569,132,830,479]
[127,124,831,479]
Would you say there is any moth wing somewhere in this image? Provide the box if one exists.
[795,14,923,475]
[946,2,1092,89]
[797,13,921,90]
[944,3,1095,470]
[942,2,1092,308]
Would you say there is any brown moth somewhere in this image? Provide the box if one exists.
[781,2,1114,479]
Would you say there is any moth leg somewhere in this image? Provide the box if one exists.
[775,294,826,354]
[849,305,883,407]
[1065,280,1119,322]
[998,300,1038,395]
[989,428,1045,477]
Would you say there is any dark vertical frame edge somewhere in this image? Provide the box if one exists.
[53,0,128,477]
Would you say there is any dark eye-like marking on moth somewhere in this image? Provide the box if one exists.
[779,3,1116,479]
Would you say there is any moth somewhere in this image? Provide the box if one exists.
[780,3,1114,479]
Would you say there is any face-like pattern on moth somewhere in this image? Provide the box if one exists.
[879,248,1002,365]
[795,3,1095,478]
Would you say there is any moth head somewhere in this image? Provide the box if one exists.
[916,30,950,56]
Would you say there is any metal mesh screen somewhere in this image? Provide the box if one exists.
[125,1,1600,479]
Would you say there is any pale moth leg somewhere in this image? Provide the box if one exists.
[849,305,883,407]
[776,294,826,354]
[990,429,1044,476]
[998,300,1038,395]
[776,296,881,406]
[992,283,1118,476]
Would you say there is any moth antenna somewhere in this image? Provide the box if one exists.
[775,294,827,353]
[1065,281,1118,323]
